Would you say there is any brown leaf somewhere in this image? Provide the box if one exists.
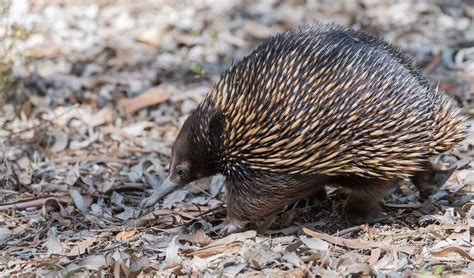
[116,228,137,240]
[303,227,414,254]
[178,229,212,246]
[136,29,162,47]
[67,237,96,257]
[431,246,474,261]
[185,242,241,258]
[118,89,171,114]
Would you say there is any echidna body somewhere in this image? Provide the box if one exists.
[141,23,466,230]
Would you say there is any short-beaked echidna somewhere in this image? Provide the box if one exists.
[140,23,466,231]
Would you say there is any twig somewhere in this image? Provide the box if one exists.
[0,194,71,211]
[332,225,362,237]
[53,155,137,164]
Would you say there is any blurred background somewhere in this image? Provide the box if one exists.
[0,0,473,276]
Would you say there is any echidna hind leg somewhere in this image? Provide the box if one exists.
[411,154,458,199]
[336,177,395,225]
[312,186,328,202]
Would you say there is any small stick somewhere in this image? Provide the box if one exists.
[332,225,362,237]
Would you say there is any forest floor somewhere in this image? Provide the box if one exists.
[1,0,474,276]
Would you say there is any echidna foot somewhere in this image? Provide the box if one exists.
[220,217,247,235]
[345,211,393,225]
[412,154,458,199]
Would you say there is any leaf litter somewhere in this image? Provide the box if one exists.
[1,0,473,276]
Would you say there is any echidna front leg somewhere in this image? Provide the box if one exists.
[223,180,293,233]
[411,154,458,199]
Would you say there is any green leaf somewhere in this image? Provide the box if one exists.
[419,269,430,275]
[433,265,444,275]
[190,66,205,76]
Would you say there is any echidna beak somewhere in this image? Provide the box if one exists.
[153,177,178,201]
[139,177,178,209]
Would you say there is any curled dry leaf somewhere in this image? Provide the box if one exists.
[121,121,156,137]
[69,132,99,150]
[69,188,88,214]
[163,236,182,270]
[89,107,115,128]
[49,129,68,153]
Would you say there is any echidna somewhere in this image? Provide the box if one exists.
[140,23,466,231]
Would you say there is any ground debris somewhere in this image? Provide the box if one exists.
[1,0,473,276]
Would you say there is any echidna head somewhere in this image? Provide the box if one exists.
[149,109,224,201]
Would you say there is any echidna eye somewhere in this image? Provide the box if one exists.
[176,168,185,178]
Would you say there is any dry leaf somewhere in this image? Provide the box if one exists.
[185,242,241,258]
[178,229,212,246]
[118,89,171,114]
[207,230,257,248]
[65,164,80,186]
[163,189,188,209]
[136,28,162,47]
[0,227,13,242]
[69,188,88,214]
[69,132,99,150]
[304,227,384,249]
[67,237,96,257]
[46,229,64,255]
[80,255,107,271]
[431,246,474,261]
[300,236,329,251]
[121,121,155,137]
[49,129,68,152]
[368,248,382,266]
[163,236,182,269]
[243,20,274,39]
[241,240,280,269]
[116,228,137,240]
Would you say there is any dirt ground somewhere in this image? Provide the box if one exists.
[1,0,474,276]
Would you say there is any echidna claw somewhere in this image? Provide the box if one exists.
[347,212,393,225]
[219,223,243,235]
[139,192,162,209]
